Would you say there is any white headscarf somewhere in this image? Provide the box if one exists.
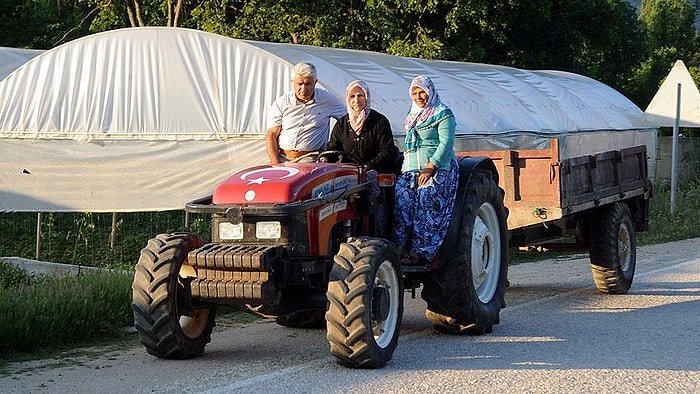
[403,75,445,131]
[346,80,371,132]
[403,75,452,153]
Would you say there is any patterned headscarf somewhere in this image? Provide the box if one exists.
[346,80,371,132]
[403,75,451,152]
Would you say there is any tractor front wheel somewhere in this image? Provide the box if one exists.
[132,232,216,358]
[326,237,403,369]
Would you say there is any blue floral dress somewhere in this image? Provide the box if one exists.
[393,160,458,262]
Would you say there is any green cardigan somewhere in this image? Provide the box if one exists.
[401,113,456,172]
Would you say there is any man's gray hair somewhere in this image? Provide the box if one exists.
[293,62,317,80]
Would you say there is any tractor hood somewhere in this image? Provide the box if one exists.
[212,163,360,204]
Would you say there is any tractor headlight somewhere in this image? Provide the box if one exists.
[256,221,281,239]
[219,221,244,240]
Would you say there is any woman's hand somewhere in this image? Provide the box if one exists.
[417,166,435,186]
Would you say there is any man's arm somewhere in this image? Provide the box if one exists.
[266,125,282,164]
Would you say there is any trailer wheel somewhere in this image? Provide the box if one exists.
[326,237,403,369]
[132,233,216,358]
[422,170,508,335]
[588,202,636,294]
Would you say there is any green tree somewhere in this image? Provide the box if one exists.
[223,0,451,58]
[627,0,700,108]
[89,0,179,30]
[0,0,95,48]
[228,1,380,51]
[0,0,666,110]
[436,1,646,95]
[640,0,698,56]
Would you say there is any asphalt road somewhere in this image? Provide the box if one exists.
[2,238,699,393]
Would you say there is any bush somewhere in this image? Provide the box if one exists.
[0,260,37,289]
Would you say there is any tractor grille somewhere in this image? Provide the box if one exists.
[187,244,278,302]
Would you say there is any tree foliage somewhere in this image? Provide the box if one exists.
[0,0,95,48]
[628,0,700,108]
[1,0,700,108]
[641,0,698,56]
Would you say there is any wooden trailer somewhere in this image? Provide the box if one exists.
[459,137,652,294]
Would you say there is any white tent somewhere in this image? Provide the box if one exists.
[644,59,700,127]
[644,59,700,215]
[0,27,657,212]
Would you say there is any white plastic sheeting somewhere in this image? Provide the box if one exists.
[0,27,657,212]
[0,47,44,81]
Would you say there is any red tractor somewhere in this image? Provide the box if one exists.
[132,152,509,368]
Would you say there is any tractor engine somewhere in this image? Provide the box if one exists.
[183,162,374,310]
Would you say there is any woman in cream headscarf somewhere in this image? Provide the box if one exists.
[323,80,400,173]
[393,75,459,265]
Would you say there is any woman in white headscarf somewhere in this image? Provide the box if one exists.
[323,80,400,173]
[393,75,459,265]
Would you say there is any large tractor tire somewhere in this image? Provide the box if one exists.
[326,237,403,369]
[132,232,216,359]
[587,202,636,294]
[421,170,508,335]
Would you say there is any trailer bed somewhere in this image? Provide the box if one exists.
[457,139,651,232]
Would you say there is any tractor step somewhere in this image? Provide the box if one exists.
[400,265,431,273]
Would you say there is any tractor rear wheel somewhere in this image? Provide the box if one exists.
[326,237,403,369]
[132,232,216,358]
[421,170,508,335]
[587,202,636,294]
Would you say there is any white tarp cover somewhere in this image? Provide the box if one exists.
[0,47,44,81]
[644,60,700,127]
[0,27,657,212]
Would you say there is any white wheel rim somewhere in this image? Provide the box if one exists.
[180,309,210,338]
[471,202,501,303]
[373,260,400,348]
[177,263,209,339]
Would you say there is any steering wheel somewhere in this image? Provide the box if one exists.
[317,150,363,165]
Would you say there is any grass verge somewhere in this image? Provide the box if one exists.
[637,179,700,244]
[0,262,133,358]
[0,260,257,366]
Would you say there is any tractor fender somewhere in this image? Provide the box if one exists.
[456,156,499,184]
[435,156,500,269]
